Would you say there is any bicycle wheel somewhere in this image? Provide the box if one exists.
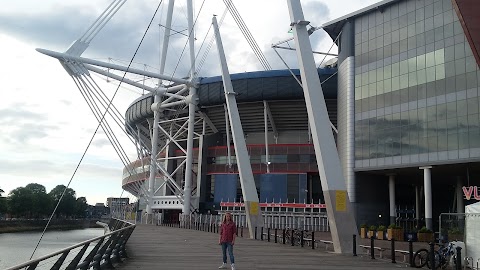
[426,250,441,269]
[413,249,429,268]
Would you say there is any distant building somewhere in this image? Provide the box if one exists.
[106,197,130,208]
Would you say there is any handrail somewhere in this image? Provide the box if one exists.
[6,218,136,270]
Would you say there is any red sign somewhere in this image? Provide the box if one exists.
[220,202,326,209]
[463,186,480,200]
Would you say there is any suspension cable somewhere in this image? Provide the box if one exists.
[29,0,164,259]
[223,0,271,70]
[194,8,228,78]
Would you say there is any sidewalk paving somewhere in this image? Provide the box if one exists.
[117,225,413,270]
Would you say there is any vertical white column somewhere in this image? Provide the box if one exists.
[224,104,232,168]
[456,177,464,214]
[287,0,357,254]
[420,166,433,230]
[196,119,206,203]
[182,0,197,216]
[388,174,396,225]
[212,15,264,238]
[147,94,161,224]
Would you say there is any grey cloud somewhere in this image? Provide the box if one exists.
[0,158,121,179]
[92,137,111,148]
[0,107,59,145]
[0,106,47,123]
[1,0,332,81]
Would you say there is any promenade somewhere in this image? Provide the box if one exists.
[117,225,411,270]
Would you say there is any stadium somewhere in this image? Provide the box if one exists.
[120,0,480,233]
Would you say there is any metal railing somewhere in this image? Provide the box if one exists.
[6,218,136,270]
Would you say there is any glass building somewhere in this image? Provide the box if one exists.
[324,0,480,229]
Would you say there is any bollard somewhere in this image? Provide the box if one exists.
[353,234,357,256]
[275,229,278,243]
[429,242,435,270]
[268,228,271,242]
[455,246,462,270]
[391,238,396,263]
[261,227,264,241]
[255,227,258,240]
[291,230,295,246]
[241,226,243,238]
[301,230,304,247]
[370,236,375,259]
[408,240,413,267]
[312,231,315,250]
[236,224,239,236]
[283,229,286,244]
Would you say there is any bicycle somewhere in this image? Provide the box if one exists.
[413,242,457,269]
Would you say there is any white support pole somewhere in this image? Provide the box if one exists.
[456,177,464,214]
[388,174,396,225]
[182,0,196,216]
[286,0,356,254]
[212,15,264,238]
[196,118,206,200]
[224,104,232,168]
[159,0,175,79]
[263,101,270,173]
[420,166,433,230]
[146,95,161,224]
[36,48,190,85]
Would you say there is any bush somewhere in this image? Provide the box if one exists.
[369,225,377,231]
[388,223,402,229]
[448,227,462,234]
[377,225,386,232]
[360,223,368,228]
[418,226,433,233]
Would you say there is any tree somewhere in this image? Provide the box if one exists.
[25,183,53,218]
[49,185,76,218]
[0,188,6,216]
[8,187,34,218]
[75,197,88,218]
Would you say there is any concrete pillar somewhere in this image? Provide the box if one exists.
[456,177,464,214]
[420,166,433,230]
[388,174,396,225]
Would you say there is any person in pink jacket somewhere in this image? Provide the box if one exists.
[218,212,236,270]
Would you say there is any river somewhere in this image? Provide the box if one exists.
[0,228,104,269]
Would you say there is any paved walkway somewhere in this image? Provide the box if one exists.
[117,225,412,270]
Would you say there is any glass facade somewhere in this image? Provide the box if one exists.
[353,0,480,167]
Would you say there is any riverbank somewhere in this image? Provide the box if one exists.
[0,219,103,234]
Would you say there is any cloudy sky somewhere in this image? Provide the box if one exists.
[0,0,379,205]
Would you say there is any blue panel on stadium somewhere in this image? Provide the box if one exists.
[214,174,237,203]
[260,174,287,203]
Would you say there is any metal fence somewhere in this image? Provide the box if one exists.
[178,211,329,232]
[6,218,136,270]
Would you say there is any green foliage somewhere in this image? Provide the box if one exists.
[75,197,88,218]
[388,223,402,229]
[448,227,462,234]
[25,183,53,218]
[8,187,34,217]
[360,223,368,228]
[0,197,7,214]
[377,225,386,232]
[4,183,86,219]
[49,185,77,217]
[418,226,433,233]
[369,225,377,231]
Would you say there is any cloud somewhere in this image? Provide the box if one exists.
[0,107,59,145]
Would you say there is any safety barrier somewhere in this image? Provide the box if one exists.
[6,218,136,270]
